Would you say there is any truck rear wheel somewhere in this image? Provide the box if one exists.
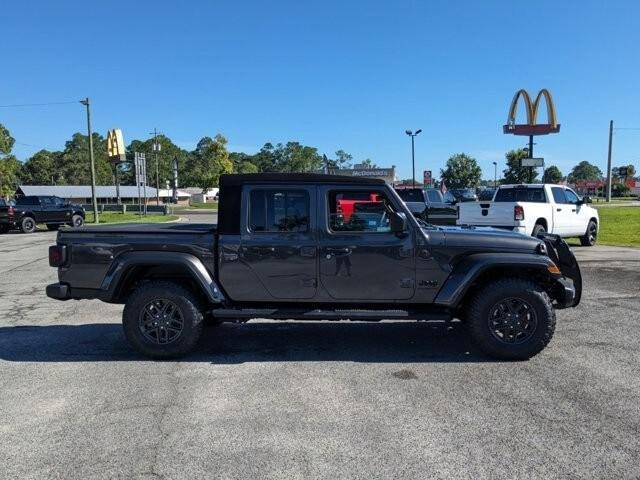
[71,214,84,228]
[20,216,37,234]
[123,281,205,359]
[467,278,555,360]
[532,223,546,237]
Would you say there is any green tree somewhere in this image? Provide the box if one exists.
[542,165,563,184]
[503,149,539,184]
[568,161,603,182]
[237,160,259,174]
[360,158,377,168]
[0,124,22,197]
[0,155,23,198]
[0,123,15,155]
[22,150,62,184]
[276,142,323,172]
[191,134,233,190]
[56,132,112,185]
[440,153,482,189]
[326,149,352,169]
[127,135,193,187]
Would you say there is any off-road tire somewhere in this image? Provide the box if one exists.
[467,277,556,360]
[20,216,37,234]
[71,214,84,228]
[532,223,546,237]
[123,281,205,359]
[579,220,597,247]
[46,224,60,231]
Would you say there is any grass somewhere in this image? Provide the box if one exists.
[84,212,179,225]
[587,206,640,247]
[185,202,218,210]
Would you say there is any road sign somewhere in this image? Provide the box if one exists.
[134,152,147,215]
[520,157,544,168]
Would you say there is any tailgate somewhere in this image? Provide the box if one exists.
[457,201,516,226]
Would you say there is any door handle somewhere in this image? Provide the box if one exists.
[556,208,562,212]
[326,247,352,256]
[571,209,576,212]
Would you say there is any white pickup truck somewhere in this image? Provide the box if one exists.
[457,184,600,246]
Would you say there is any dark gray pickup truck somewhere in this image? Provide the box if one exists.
[46,173,582,360]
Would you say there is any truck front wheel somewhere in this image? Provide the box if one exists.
[123,281,205,359]
[579,220,597,246]
[467,278,556,360]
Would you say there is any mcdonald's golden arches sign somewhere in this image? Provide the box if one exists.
[503,89,560,136]
[107,129,126,162]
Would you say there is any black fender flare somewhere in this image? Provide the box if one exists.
[434,253,558,308]
[100,251,226,304]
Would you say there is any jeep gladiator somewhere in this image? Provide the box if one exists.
[46,173,582,360]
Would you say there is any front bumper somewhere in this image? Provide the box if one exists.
[539,233,583,308]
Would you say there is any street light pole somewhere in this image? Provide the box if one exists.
[493,161,497,188]
[405,129,422,188]
[80,98,99,224]
[606,120,614,202]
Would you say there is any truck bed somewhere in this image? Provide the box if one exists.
[61,222,217,234]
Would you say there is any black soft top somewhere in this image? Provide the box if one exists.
[219,173,385,187]
[218,173,386,235]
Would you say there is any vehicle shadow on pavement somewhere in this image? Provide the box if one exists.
[0,322,495,363]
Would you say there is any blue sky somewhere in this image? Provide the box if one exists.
[2,0,639,180]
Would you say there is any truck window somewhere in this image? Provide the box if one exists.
[249,189,310,232]
[563,189,579,204]
[328,189,395,233]
[494,188,546,203]
[551,187,566,204]
[426,190,442,202]
[395,189,424,202]
[16,196,39,206]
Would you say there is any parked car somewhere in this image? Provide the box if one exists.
[0,195,85,234]
[450,188,478,202]
[47,173,582,360]
[457,184,599,246]
[395,187,458,225]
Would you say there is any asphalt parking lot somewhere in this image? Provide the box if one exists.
[1,222,639,479]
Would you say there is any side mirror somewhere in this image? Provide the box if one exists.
[390,211,408,233]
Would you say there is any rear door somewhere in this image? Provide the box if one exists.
[318,185,415,301]
[425,189,457,225]
[238,185,317,300]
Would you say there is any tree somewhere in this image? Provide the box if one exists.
[237,160,258,174]
[568,161,602,183]
[612,164,636,182]
[360,158,377,168]
[276,142,323,172]
[0,155,23,198]
[326,149,353,169]
[191,134,233,191]
[0,124,22,197]
[127,135,193,187]
[439,153,482,189]
[22,150,61,184]
[56,132,112,185]
[0,123,15,155]
[503,149,539,184]
[542,165,563,184]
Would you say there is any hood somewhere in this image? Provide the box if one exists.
[425,225,543,253]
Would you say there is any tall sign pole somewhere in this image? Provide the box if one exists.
[606,120,614,202]
[151,128,161,206]
[80,98,99,224]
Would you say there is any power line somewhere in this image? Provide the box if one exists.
[0,100,79,108]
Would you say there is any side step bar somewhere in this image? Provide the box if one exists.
[210,308,451,323]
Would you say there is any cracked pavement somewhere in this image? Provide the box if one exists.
[1,224,640,479]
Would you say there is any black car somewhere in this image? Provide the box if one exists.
[0,195,85,234]
[450,188,478,202]
[395,187,458,225]
[46,173,581,360]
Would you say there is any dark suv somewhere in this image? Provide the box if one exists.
[395,187,457,225]
[0,195,85,234]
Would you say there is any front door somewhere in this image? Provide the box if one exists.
[237,186,317,300]
[318,186,415,301]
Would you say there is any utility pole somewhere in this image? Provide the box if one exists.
[528,134,534,184]
[80,98,99,223]
[606,120,614,202]
[151,128,161,205]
